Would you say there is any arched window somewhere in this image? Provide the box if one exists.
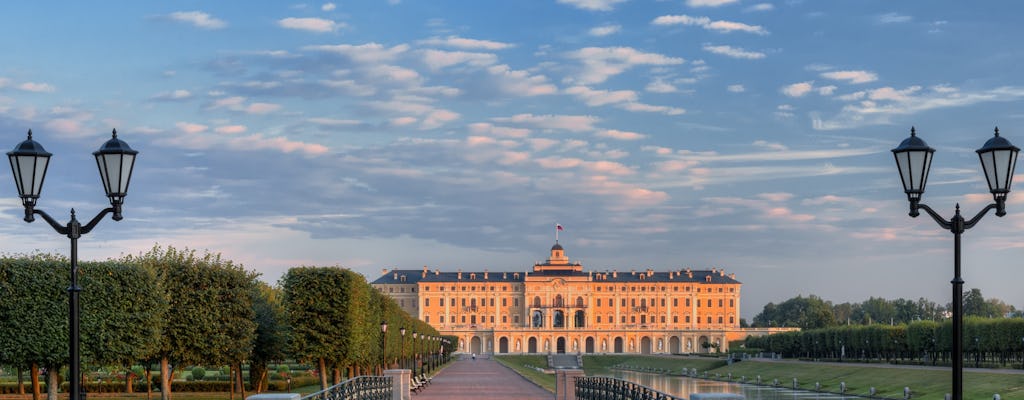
[553,310,565,328]
[576,296,584,307]
[554,295,564,307]
[533,296,542,308]
[532,310,544,328]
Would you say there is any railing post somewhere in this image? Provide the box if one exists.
[384,369,410,400]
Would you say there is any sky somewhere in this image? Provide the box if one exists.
[2,1,1024,320]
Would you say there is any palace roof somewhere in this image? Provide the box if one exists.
[371,268,741,285]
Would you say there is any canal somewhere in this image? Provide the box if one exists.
[612,370,869,399]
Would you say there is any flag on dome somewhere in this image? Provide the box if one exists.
[556,224,564,231]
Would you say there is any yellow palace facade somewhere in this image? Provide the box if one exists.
[372,242,757,355]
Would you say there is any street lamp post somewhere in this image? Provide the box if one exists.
[380,321,388,373]
[412,331,418,376]
[7,130,138,400]
[892,127,1019,400]
[400,327,406,370]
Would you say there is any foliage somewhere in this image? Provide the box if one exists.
[249,281,288,390]
[190,367,206,380]
[80,259,166,369]
[0,254,69,371]
[751,295,835,329]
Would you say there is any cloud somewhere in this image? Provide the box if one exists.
[566,47,685,84]
[557,0,627,11]
[304,43,410,63]
[565,85,638,106]
[215,125,247,134]
[703,44,766,59]
[150,89,192,101]
[167,11,226,29]
[468,122,532,138]
[752,140,788,151]
[322,3,336,11]
[207,96,281,114]
[878,12,912,24]
[781,81,814,97]
[485,64,559,96]
[492,113,600,132]
[589,25,622,37]
[176,121,209,134]
[745,3,774,12]
[278,17,341,33]
[18,82,56,93]
[619,102,686,115]
[727,84,745,93]
[420,36,514,50]
[598,129,647,140]
[821,70,878,84]
[421,49,498,70]
[687,0,739,7]
[653,15,768,35]
[813,86,1024,130]
[227,134,329,156]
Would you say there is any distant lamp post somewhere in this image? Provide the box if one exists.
[412,331,418,375]
[893,127,1019,400]
[7,129,138,400]
[380,321,388,372]
[400,327,407,370]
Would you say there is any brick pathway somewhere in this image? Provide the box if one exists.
[414,356,553,400]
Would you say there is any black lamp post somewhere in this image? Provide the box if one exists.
[893,127,1019,400]
[380,321,388,373]
[400,327,406,370]
[7,129,138,400]
[412,331,418,375]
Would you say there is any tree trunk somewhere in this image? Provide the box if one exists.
[237,363,246,399]
[228,365,235,400]
[145,366,153,400]
[332,367,340,385]
[160,357,172,400]
[126,367,134,394]
[30,363,40,400]
[45,367,59,400]
[17,367,24,395]
[249,362,267,393]
[318,358,328,390]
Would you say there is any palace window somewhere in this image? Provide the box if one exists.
[502,298,507,307]
[440,298,445,306]
[631,316,636,323]
[576,297,584,307]
[462,316,467,323]
[425,298,430,307]
[707,299,712,307]
[685,316,690,323]
[673,316,678,323]
[673,298,678,307]
[490,298,495,307]
[661,316,666,323]
[502,315,507,323]
[533,296,542,307]
[660,298,665,307]
[597,299,602,307]
[685,298,691,307]
[597,316,602,323]
[621,316,626,323]
[718,316,723,324]
[719,299,723,307]
[729,316,735,324]
[462,299,467,307]
[729,299,734,307]
[425,316,430,323]
[514,298,519,307]
[621,299,626,307]
[440,315,445,323]
[514,315,519,324]
[706,316,712,323]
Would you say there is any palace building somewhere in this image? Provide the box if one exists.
[372,242,759,355]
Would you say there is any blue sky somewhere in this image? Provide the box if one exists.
[2,1,1024,319]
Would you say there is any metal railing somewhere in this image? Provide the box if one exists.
[575,376,682,400]
[300,376,392,400]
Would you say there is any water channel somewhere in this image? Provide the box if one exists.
[611,370,867,399]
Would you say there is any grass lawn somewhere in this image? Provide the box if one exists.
[492,355,556,392]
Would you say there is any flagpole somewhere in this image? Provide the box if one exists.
[555,223,559,242]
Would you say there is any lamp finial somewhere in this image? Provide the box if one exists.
[27,129,32,140]
[994,127,1000,137]
[910,126,916,136]
[112,128,117,139]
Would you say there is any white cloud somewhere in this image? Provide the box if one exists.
[781,81,814,97]
[557,0,627,11]
[821,70,878,84]
[278,17,341,33]
[421,49,497,70]
[151,89,192,101]
[703,44,766,59]
[878,12,912,24]
[687,0,739,7]
[745,3,774,12]
[18,82,56,93]
[566,47,685,84]
[168,11,226,29]
[468,123,532,138]
[420,36,514,50]
[305,43,410,63]
[646,78,678,93]
[813,86,1024,130]
[486,64,559,96]
[727,84,745,93]
[215,125,247,134]
[322,3,336,11]
[492,114,600,132]
[619,102,686,115]
[176,121,209,134]
[653,15,768,35]
[753,140,788,151]
[598,129,647,140]
[817,85,837,96]
[565,85,638,106]
[208,96,281,114]
[589,25,622,37]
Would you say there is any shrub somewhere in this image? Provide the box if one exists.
[276,364,290,374]
[191,367,206,380]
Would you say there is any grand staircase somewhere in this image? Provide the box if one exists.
[547,353,582,369]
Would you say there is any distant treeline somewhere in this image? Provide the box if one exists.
[748,290,1018,329]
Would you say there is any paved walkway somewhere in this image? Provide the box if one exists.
[414,355,552,400]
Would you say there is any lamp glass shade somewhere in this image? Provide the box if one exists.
[977,128,1020,196]
[380,321,388,333]
[892,128,935,199]
[93,130,138,206]
[7,131,52,207]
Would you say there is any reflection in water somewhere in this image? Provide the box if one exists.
[612,371,863,399]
